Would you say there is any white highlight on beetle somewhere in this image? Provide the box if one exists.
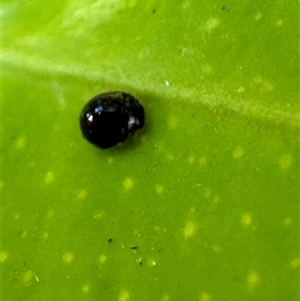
[128,116,138,130]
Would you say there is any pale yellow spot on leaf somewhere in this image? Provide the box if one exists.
[154,225,161,232]
[15,136,26,149]
[147,258,157,266]
[255,12,262,20]
[201,291,212,301]
[45,171,54,184]
[182,0,190,9]
[119,290,130,301]
[279,154,293,170]
[168,115,178,129]
[213,196,220,203]
[13,212,20,220]
[23,271,34,283]
[93,211,103,219]
[247,271,260,288]
[206,17,220,30]
[202,64,213,74]
[63,252,75,263]
[82,284,90,293]
[28,161,36,168]
[254,75,262,83]
[265,82,274,91]
[242,213,252,226]
[283,218,292,226]
[43,232,49,240]
[136,257,143,264]
[233,146,244,158]
[21,231,27,238]
[187,154,196,164]
[98,254,107,264]
[107,157,114,164]
[253,75,274,91]
[47,209,54,218]
[204,188,211,198]
[199,156,207,166]
[123,178,134,190]
[212,245,221,253]
[237,86,245,93]
[162,294,170,301]
[290,257,300,268]
[0,251,8,262]
[183,221,197,239]
[190,207,196,214]
[155,184,164,194]
[77,189,87,200]
[154,225,166,233]
[166,153,175,161]
[276,19,283,26]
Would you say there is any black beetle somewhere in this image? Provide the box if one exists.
[80,92,145,149]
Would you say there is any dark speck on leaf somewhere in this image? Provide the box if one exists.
[222,5,229,12]
[108,238,113,243]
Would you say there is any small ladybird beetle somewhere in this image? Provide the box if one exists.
[79,92,145,149]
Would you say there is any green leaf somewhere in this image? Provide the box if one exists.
[2,0,299,300]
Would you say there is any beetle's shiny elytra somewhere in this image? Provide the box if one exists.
[79,92,145,149]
